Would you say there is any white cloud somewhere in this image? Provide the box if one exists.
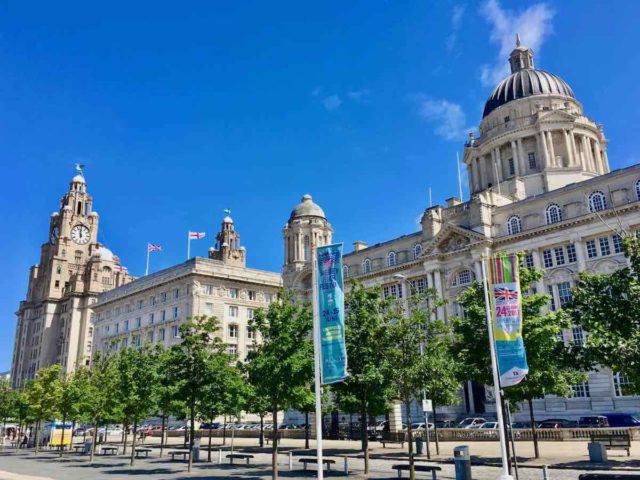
[479,0,554,86]
[416,97,471,141]
[323,95,342,111]
[445,4,467,53]
[347,89,371,103]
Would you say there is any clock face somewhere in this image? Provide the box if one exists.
[50,226,60,245]
[71,224,91,245]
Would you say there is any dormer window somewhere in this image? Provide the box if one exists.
[504,116,510,123]
[362,259,372,274]
[545,204,562,225]
[387,251,397,267]
[588,191,607,213]
[413,243,422,260]
[507,215,522,235]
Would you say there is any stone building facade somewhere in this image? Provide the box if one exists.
[283,39,640,421]
[92,215,282,361]
[10,170,133,388]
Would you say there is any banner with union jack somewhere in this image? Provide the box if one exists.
[148,243,162,252]
[486,254,528,387]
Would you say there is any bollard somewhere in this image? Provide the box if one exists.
[453,445,472,480]
[218,448,222,464]
[542,465,549,480]
[289,451,293,470]
[343,455,349,475]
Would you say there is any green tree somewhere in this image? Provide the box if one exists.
[23,364,62,454]
[57,371,84,456]
[452,263,586,458]
[169,316,226,472]
[568,235,640,395]
[386,290,445,480]
[0,378,18,450]
[332,282,393,473]
[114,346,160,466]
[244,384,270,447]
[245,291,314,480]
[155,346,184,458]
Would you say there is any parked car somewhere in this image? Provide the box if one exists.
[537,418,573,429]
[457,418,487,429]
[410,422,435,430]
[511,422,531,429]
[479,422,499,430]
[579,416,609,428]
[435,420,455,429]
[604,414,640,427]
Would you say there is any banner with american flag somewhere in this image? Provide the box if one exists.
[148,243,162,252]
[486,254,528,387]
[189,231,206,240]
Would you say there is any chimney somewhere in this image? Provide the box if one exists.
[352,241,368,252]
[446,197,462,207]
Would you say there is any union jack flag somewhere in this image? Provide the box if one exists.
[494,286,518,303]
[148,243,162,252]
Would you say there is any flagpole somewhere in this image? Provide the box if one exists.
[145,244,150,276]
[481,259,512,480]
[187,232,191,260]
[311,241,324,480]
[457,151,463,200]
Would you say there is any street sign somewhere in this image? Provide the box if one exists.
[422,399,433,413]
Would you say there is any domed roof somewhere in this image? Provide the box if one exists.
[482,69,575,118]
[289,194,325,220]
[72,174,85,184]
[91,246,114,262]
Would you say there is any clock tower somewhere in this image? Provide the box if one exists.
[10,168,132,388]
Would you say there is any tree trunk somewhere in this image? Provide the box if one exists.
[528,398,540,459]
[361,404,370,474]
[222,415,227,445]
[259,414,264,448]
[271,406,279,480]
[304,411,310,450]
[123,422,128,455]
[433,403,440,455]
[1,419,5,451]
[405,402,414,480]
[187,402,195,472]
[130,420,138,466]
[159,414,166,458]
[184,419,188,446]
[207,415,213,462]
[60,415,67,457]
[90,420,98,463]
[34,420,41,455]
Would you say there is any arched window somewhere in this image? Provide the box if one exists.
[363,259,372,274]
[507,215,522,235]
[387,251,397,267]
[413,243,422,259]
[588,191,607,213]
[636,180,640,201]
[452,269,474,287]
[303,235,310,261]
[342,265,349,278]
[545,204,562,225]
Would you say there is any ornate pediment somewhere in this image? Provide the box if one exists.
[422,224,487,257]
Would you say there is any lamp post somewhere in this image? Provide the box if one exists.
[393,274,431,459]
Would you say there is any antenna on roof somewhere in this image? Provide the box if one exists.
[456,151,463,201]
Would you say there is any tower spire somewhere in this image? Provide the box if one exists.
[516,33,521,47]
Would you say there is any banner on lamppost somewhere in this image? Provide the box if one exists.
[486,254,528,388]
[315,243,347,385]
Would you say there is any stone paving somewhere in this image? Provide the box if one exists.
[0,437,637,480]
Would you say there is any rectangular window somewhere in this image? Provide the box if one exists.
[147,331,154,343]
[159,328,166,341]
[174,288,180,299]
[528,152,536,169]
[160,292,167,303]
[229,288,238,299]
[599,237,611,256]
[171,326,179,338]
[132,335,141,347]
[566,244,577,264]
[556,330,564,343]
[135,317,141,328]
[554,247,566,266]
[228,345,238,357]
[524,253,534,269]
[151,296,156,306]
[547,285,556,311]
[202,285,213,295]
[124,320,129,332]
[612,234,624,254]
[161,310,166,322]
[614,373,632,397]
[504,115,510,123]
[247,326,255,340]
[149,313,154,324]
[138,300,144,309]
[558,282,572,307]
[203,302,214,315]
[248,290,257,301]
[55,280,60,288]
[247,308,255,320]
[572,326,585,347]
[229,306,239,317]
[543,249,553,268]
[383,284,403,299]
[115,323,119,334]
[571,382,590,398]
[410,277,427,294]
[586,240,598,258]
[172,306,179,319]
[508,158,515,176]
[228,324,238,338]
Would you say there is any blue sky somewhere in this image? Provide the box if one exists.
[2,1,639,371]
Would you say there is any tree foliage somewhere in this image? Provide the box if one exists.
[23,364,62,454]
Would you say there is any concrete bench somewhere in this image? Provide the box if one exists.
[381,432,406,448]
[100,446,118,455]
[227,453,254,465]
[590,433,631,456]
[392,464,441,480]
[299,457,336,471]
[168,450,189,461]
[135,447,152,458]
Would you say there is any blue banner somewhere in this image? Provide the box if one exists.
[316,244,347,384]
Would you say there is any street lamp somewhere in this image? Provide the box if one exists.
[393,273,432,459]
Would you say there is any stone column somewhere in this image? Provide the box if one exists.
[602,148,610,173]
[479,155,488,189]
[473,158,481,191]
[593,139,604,174]
[574,239,587,272]
[570,131,580,167]
[563,130,574,166]
[295,233,300,260]
[510,140,520,176]
[546,131,556,167]
[473,260,483,283]
[581,135,593,172]
[388,401,404,432]
[490,148,497,185]
[517,138,527,173]
[433,269,446,321]
[495,147,503,182]
[426,271,436,321]
[538,131,549,168]
[531,249,546,293]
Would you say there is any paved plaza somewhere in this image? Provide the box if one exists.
[0,437,638,480]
